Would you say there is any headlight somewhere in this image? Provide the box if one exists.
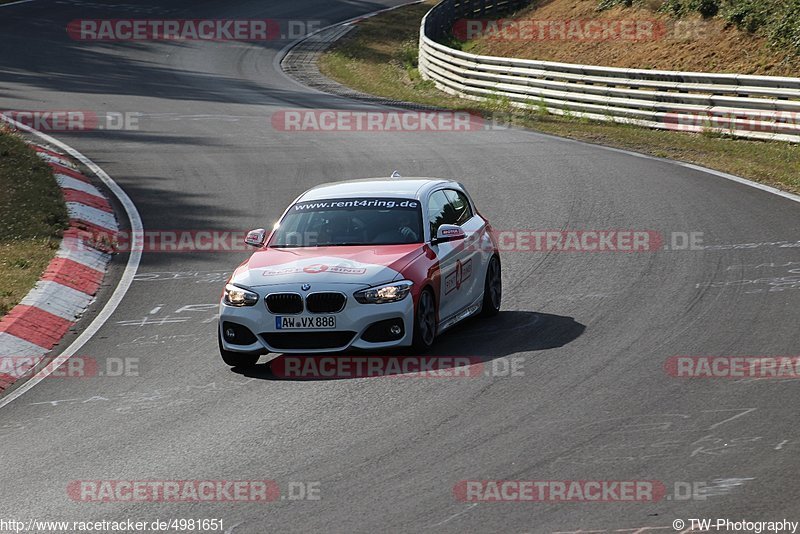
[354,280,413,304]
[223,284,259,307]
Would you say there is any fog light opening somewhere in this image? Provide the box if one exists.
[361,319,405,343]
[221,322,258,345]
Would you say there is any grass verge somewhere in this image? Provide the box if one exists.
[0,127,69,317]
[318,0,800,195]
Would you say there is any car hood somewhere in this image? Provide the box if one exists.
[231,244,425,288]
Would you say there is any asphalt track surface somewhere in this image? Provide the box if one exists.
[1,1,799,532]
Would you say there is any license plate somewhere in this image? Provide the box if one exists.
[276,315,336,330]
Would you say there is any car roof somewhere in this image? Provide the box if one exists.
[298,178,458,202]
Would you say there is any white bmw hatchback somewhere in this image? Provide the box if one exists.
[218,177,501,367]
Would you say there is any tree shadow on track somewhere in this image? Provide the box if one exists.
[230,311,586,381]
[0,0,403,106]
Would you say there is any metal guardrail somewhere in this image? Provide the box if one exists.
[418,0,800,142]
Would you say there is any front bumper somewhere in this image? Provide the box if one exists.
[218,285,414,354]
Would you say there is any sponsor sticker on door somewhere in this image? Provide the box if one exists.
[445,259,473,295]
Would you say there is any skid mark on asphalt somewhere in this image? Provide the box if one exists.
[25,378,260,414]
[116,333,197,348]
[676,247,800,295]
[707,408,756,430]
[700,477,755,497]
[133,271,231,283]
[520,408,800,465]
[223,521,244,534]
[115,303,218,327]
[425,503,479,528]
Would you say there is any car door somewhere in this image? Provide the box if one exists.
[443,189,483,308]
[427,189,479,323]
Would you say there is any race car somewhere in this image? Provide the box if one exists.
[218,176,501,367]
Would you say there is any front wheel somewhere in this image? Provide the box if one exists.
[411,288,437,353]
[218,333,260,368]
[480,255,501,317]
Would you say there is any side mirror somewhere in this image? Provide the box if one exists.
[434,224,466,244]
[245,228,267,247]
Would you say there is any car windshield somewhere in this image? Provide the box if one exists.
[269,197,424,247]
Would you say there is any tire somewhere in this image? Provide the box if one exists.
[480,255,502,317]
[218,333,260,368]
[411,288,437,353]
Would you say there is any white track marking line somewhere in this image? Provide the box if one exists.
[599,142,800,204]
[0,117,143,409]
[676,161,800,204]
[503,118,800,205]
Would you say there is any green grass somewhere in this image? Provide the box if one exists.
[0,128,68,316]
[319,0,800,194]
[319,2,468,108]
